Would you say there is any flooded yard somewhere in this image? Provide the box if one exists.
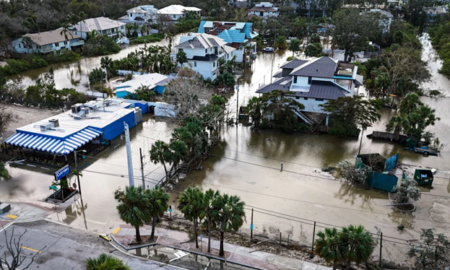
[1,33,450,266]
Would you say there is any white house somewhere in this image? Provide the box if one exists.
[126,5,158,23]
[172,33,236,80]
[157,5,201,21]
[256,57,361,125]
[11,29,84,54]
[71,17,126,39]
[114,73,175,98]
[368,9,393,33]
[248,2,279,18]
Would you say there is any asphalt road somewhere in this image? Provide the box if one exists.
[0,220,182,270]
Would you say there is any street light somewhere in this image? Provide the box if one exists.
[74,149,87,195]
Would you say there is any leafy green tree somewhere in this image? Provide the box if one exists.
[89,68,105,85]
[114,186,151,243]
[310,33,321,44]
[214,73,235,87]
[408,228,450,269]
[304,43,323,57]
[86,253,130,270]
[0,162,10,179]
[176,50,187,68]
[178,187,205,248]
[140,24,147,36]
[275,35,287,50]
[315,228,343,270]
[288,38,301,56]
[393,177,421,203]
[332,9,382,62]
[144,186,169,241]
[320,96,381,137]
[385,115,407,140]
[211,194,246,257]
[340,225,374,269]
[149,140,171,178]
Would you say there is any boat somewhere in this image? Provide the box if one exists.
[263,47,274,53]
[116,37,130,45]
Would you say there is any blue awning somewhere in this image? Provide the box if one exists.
[4,127,102,155]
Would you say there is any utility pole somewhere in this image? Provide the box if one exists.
[140,148,145,189]
[124,122,134,186]
[358,128,365,156]
[236,84,239,124]
[74,150,86,195]
[250,208,254,240]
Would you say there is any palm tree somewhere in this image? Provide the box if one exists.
[125,24,133,37]
[114,186,151,243]
[171,127,193,155]
[133,22,139,36]
[314,228,343,270]
[374,71,391,98]
[149,140,170,178]
[100,56,113,80]
[60,22,74,50]
[386,115,407,140]
[168,140,188,178]
[77,11,86,41]
[340,225,374,270]
[178,187,205,249]
[144,186,169,241]
[86,253,130,270]
[141,24,147,36]
[203,189,221,252]
[211,194,246,257]
[165,33,174,47]
[246,97,263,128]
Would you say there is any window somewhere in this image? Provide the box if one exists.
[64,41,67,45]
[304,98,308,100]
[194,61,197,67]
[19,44,21,48]
[55,42,59,47]
[293,76,297,84]
[296,97,299,99]
[213,61,216,68]
[130,14,133,17]
[308,77,312,84]
[173,15,176,19]
[205,49,207,54]
[315,98,324,101]
[122,26,125,29]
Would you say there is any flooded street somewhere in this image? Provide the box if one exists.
[1,33,450,265]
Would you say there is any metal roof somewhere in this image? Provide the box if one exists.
[256,76,292,93]
[290,57,337,78]
[158,5,201,15]
[114,73,171,93]
[192,54,219,61]
[5,127,102,155]
[176,33,227,49]
[280,59,308,69]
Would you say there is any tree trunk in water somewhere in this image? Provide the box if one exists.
[345,259,351,270]
[135,225,141,242]
[151,216,156,241]
[194,219,199,249]
[219,231,225,257]
[207,216,212,252]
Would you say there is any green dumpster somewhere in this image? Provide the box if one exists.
[414,169,433,187]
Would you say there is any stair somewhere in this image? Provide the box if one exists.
[293,110,313,125]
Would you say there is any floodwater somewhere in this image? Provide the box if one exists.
[6,35,182,92]
[1,33,450,265]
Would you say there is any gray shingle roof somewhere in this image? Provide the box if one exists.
[280,59,308,69]
[290,57,337,78]
[192,54,218,61]
[256,79,347,100]
[273,71,283,78]
[175,33,227,49]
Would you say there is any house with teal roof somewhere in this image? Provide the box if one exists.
[198,21,258,62]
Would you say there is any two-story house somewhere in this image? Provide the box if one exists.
[256,57,361,125]
[248,2,279,18]
[157,5,201,21]
[71,17,126,39]
[197,21,258,62]
[367,9,393,33]
[172,33,236,80]
[126,5,159,23]
[11,29,84,54]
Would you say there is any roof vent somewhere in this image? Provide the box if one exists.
[316,69,318,72]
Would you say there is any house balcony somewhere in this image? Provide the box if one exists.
[69,40,85,47]
[39,47,55,53]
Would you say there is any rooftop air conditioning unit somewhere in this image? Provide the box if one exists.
[40,122,53,132]
[49,119,59,127]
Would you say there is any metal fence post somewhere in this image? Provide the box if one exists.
[310,221,316,258]
[379,232,383,267]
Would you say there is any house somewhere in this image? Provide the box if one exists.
[368,9,393,33]
[255,57,361,125]
[172,33,236,80]
[11,29,84,54]
[157,5,201,21]
[197,21,258,62]
[424,6,447,24]
[126,5,158,23]
[71,17,126,39]
[114,73,175,98]
[248,2,279,18]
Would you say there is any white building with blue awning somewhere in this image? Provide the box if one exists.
[4,98,143,163]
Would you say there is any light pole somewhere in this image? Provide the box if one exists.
[358,128,366,156]
[74,149,87,194]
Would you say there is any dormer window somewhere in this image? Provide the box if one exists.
[308,77,312,84]
[293,76,297,84]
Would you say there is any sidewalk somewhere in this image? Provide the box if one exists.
[112,224,331,270]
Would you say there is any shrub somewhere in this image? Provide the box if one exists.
[83,35,121,56]
[44,50,81,64]
[130,33,164,44]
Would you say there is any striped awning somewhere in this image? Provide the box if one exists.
[4,127,102,155]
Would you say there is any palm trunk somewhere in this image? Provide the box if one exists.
[151,215,156,241]
[194,218,199,249]
[135,225,141,242]
[345,258,351,270]
[333,259,337,270]
[219,230,225,257]
[207,215,212,252]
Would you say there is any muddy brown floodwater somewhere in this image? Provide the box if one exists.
[1,33,450,266]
